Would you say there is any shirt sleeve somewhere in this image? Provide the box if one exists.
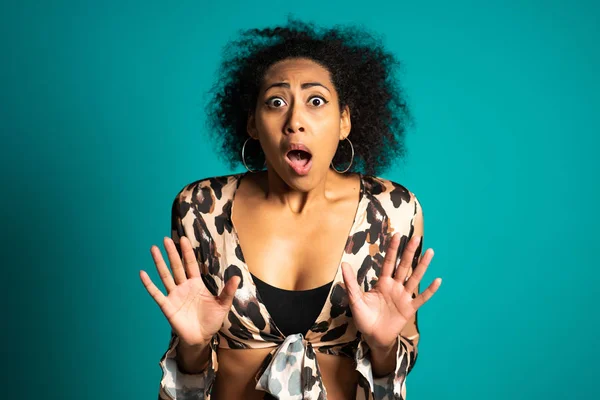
[354,193,423,400]
[157,194,219,400]
[158,331,219,400]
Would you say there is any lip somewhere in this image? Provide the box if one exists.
[284,142,313,176]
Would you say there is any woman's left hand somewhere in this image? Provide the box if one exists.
[341,233,442,350]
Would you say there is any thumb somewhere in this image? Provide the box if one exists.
[341,262,364,308]
[218,275,241,308]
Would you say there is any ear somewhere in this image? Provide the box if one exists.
[339,105,351,140]
[247,111,258,139]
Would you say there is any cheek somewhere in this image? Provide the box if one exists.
[253,119,277,148]
[326,136,342,159]
[254,121,281,156]
[255,112,282,135]
[318,116,343,145]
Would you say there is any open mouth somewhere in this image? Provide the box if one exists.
[285,149,313,175]
[287,149,312,164]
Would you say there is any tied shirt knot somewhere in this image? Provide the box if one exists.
[255,334,327,399]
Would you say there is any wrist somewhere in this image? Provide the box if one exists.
[178,335,213,349]
[366,337,399,378]
[181,341,210,350]
[364,335,397,353]
[369,339,397,357]
[176,339,212,374]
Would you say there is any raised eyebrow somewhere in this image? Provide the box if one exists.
[301,82,331,93]
[263,82,331,93]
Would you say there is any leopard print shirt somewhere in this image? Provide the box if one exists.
[158,172,423,400]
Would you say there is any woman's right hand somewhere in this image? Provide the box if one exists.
[139,236,241,347]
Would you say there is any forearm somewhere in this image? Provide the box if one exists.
[175,339,212,374]
[368,339,398,378]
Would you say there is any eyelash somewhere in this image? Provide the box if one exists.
[265,96,329,108]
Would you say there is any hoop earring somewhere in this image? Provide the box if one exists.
[241,138,265,173]
[331,137,354,174]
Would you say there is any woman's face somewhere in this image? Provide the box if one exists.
[248,57,350,190]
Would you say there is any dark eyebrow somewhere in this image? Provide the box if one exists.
[263,82,331,93]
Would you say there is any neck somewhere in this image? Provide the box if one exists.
[260,167,345,215]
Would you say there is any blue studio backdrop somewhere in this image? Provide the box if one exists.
[1,0,598,399]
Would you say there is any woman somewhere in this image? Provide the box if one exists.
[140,19,442,400]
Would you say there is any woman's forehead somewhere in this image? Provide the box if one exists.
[261,58,333,87]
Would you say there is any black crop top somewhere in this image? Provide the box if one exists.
[250,273,334,337]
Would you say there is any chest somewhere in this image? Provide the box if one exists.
[232,200,358,291]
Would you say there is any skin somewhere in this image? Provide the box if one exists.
[245,57,352,202]
[140,58,442,399]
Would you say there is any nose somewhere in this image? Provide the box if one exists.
[284,103,305,134]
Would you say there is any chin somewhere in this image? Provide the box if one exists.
[272,163,325,191]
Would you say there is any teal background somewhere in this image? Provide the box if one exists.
[1,0,598,398]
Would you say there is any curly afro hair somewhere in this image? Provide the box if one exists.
[205,17,414,176]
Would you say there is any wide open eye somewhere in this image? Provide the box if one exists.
[265,97,287,108]
[308,96,328,107]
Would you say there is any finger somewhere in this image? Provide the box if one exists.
[150,245,176,294]
[180,235,201,279]
[404,248,434,294]
[341,262,365,308]
[165,236,187,284]
[394,234,422,284]
[411,277,442,310]
[381,233,401,278]
[139,269,175,317]
[218,275,241,307]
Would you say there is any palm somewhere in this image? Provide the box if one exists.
[140,236,240,347]
[161,277,229,346]
[341,233,441,349]
[349,275,417,347]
